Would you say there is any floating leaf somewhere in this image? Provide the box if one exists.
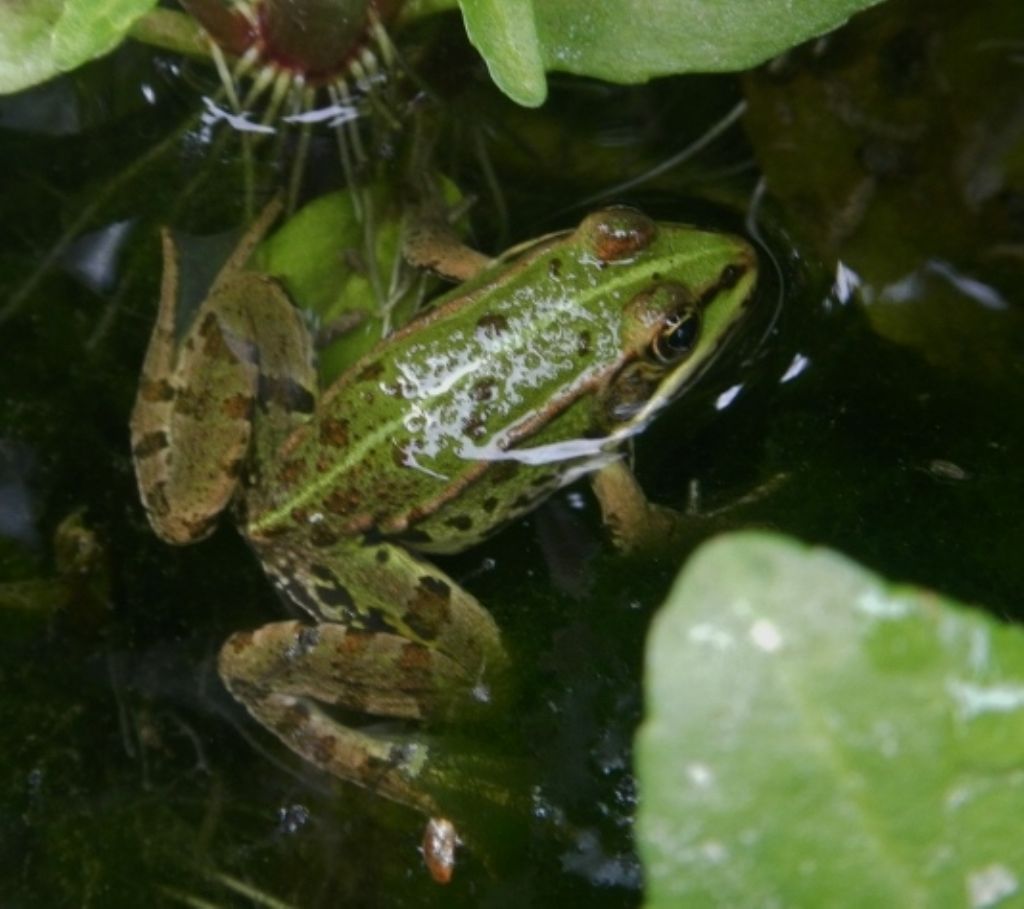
[461,0,546,108]
[455,0,887,106]
[0,0,158,94]
[252,179,465,384]
[638,532,1024,907]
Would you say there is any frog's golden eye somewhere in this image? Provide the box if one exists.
[651,309,701,363]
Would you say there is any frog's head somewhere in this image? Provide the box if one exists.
[579,208,758,435]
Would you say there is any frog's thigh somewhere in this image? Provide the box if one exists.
[591,460,682,553]
[219,624,443,812]
[286,540,508,679]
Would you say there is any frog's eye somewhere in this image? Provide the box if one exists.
[651,309,701,363]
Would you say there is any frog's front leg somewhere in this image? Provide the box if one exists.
[591,459,686,553]
[401,208,493,283]
[218,539,509,814]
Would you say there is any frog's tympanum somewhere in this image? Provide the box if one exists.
[130,199,756,834]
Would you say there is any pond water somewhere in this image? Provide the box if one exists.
[1,0,1022,905]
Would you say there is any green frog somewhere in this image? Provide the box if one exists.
[130,198,757,826]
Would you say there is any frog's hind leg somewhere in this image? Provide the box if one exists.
[220,620,481,812]
[131,207,315,545]
[218,541,511,811]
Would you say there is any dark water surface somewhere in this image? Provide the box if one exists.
[1,0,1022,905]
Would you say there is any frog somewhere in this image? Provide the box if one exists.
[130,196,757,834]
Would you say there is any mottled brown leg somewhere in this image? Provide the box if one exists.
[130,198,313,545]
[219,620,501,812]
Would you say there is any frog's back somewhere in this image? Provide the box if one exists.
[245,237,623,548]
[244,210,757,553]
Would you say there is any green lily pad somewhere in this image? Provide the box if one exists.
[250,189,414,385]
[638,532,1024,907]
[457,0,887,106]
[251,180,465,385]
[0,0,158,94]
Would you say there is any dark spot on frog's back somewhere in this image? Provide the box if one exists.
[444,514,473,531]
[471,377,497,402]
[475,313,509,338]
[488,461,519,486]
[462,413,487,440]
[277,458,305,487]
[323,488,360,515]
[548,257,562,278]
[421,576,451,600]
[320,417,350,448]
[360,607,394,634]
[577,330,591,357]
[356,361,385,382]
[393,527,433,546]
